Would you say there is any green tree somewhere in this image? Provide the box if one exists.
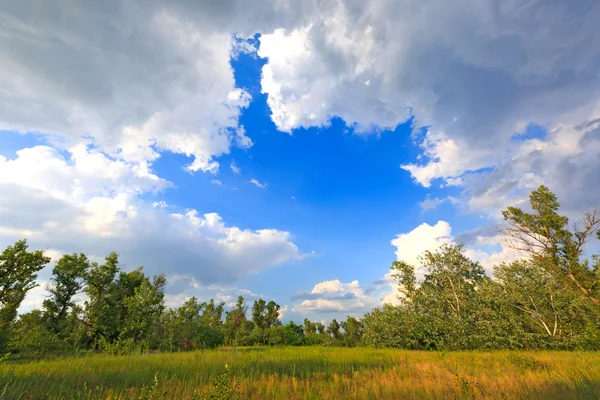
[161,297,224,351]
[224,296,249,345]
[81,252,120,346]
[121,274,166,347]
[200,299,225,328]
[500,185,600,306]
[389,244,496,349]
[341,316,363,347]
[43,253,90,336]
[326,319,341,343]
[284,321,304,345]
[0,240,50,351]
[495,260,600,347]
[10,309,60,354]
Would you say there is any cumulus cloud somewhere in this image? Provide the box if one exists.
[391,221,453,266]
[293,279,378,315]
[0,145,305,285]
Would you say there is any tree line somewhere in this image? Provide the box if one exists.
[1,186,599,355]
[0,244,362,354]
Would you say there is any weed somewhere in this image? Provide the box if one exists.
[455,373,475,399]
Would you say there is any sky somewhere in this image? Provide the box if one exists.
[1,0,599,323]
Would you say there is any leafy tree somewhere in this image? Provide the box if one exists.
[10,310,60,354]
[121,274,166,347]
[495,260,600,347]
[161,297,224,351]
[267,325,285,345]
[264,301,282,328]
[43,253,90,336]
[362,305,416,348]
[500,185,600,305]
[82,252,120,346]
[284,321,304,345]
[224,296,249,345]
[200,299,225,328]
[0,240,50,351]
[341,316,363,347]
[326,319,341,343]
[389,244,496,349]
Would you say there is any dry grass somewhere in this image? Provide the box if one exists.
[1,347,599,399]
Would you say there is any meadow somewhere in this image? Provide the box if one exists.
[1,347,600,399]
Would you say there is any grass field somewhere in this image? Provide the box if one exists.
[1,347,600,399]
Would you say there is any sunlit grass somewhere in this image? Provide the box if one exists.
[1,347,599,399]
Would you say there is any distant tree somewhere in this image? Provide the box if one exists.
[251,299,267,330]
[326,319,341,342]
[224,296,249,345]
[362,305,415,348]
[200,299,225,328]
[284,321,304,345]
[267,325,285,345]
[500,185,600,305]
[265,300,282,327]
[0,240,50,351]
[161,297,224,351]
[341,316,363,346]
[302,318,324,345]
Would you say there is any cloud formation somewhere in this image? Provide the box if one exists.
[256,0,600,211]
[293,279,379,315]
[0,145,305,285]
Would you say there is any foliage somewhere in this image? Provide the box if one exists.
[0,240,50,352]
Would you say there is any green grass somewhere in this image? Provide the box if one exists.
[1,347,600,399]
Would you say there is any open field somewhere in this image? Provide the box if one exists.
[1,347,600,399]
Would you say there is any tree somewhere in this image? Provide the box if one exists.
[326,319,341,342]
[389,244,495,349]
[0,240,50,351]
[121,274,166,346]
[284,321,304,345]
[341,316,363,347]
[224,296,248,345]
[265,301,281,327]
[161,297,224,351]
[200,299,225,328]
[495,260,600,346]
[82,252,120,346]
[43,253,90,335]
[251,299,267,330]
[500,185,600,305]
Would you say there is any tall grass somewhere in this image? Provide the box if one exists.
[1,347,599,399]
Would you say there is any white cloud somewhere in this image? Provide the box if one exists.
[391,221,453,266]
[293,279,378,315]
[250,178,268,189]
[211,180,223,186]
[0,145,305,285]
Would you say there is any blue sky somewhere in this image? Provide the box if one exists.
[1,1,599,321]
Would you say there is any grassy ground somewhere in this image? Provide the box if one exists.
[1,347,600,399]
